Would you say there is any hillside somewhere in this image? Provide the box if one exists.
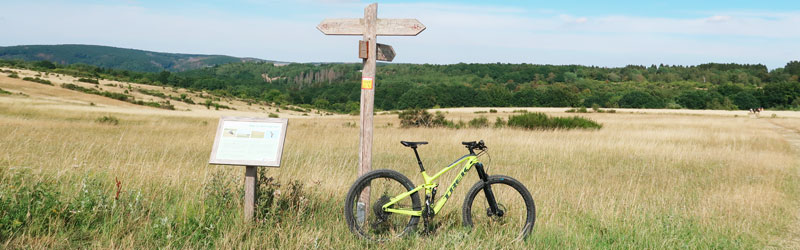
[2,50,799,114]
[0,67,320,118]
[0,44,267,72]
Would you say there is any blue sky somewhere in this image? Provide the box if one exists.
[1,0,799,68]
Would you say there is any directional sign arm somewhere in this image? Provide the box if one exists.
[318,18,425,36]
[317,18,364,35]
[376,19,426,36]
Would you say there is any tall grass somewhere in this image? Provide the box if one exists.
[507,112,602,130]
[0,103,798,248]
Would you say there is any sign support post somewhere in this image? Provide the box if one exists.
[244,165,257,221]
[209,117,288,222]
[359,3,378,217]
[317,2,425,223]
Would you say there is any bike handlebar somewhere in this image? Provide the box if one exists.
[461,140,487,151]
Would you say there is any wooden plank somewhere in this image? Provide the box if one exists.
[358,2,378,219]
[376,19,426,36]
[317,18,363,35]
[244,165,258,222]
[358,40,368,59]
[317,18,426,36]
[376,43,395,62]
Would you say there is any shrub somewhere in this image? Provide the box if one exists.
[468,116,489,128]
[78,78,100,84]
[136,88,167,98]
[566,107,588,113]
[0,88,11,95]
[489,109,498,113]
[7,73,18,78]
[591,104,602,113]
[507,112,602,130]
[269,113,279,118]
[22,77,53,85]
[398,109,451,128]
[96,116,120,125]
[494,117,506,128]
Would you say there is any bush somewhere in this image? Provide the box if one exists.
[0,88,11,95]
[507,112,602,130]
[96,116,119,125]
[468,116,489,128]
[566,107,588,113]
[22,77,53,85]
[78,78,100,84]
[489,109,498,113]
[7,73,18,78]
[398,109,451,128]
[268,113,279,118]
[494,117,506,128]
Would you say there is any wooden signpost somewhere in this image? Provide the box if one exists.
[209,116,288,221]
[317,3,424,222]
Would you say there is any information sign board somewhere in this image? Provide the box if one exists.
[209,117,288,167]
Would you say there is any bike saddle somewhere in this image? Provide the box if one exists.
[400,141,428,148]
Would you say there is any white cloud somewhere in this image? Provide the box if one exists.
[705,15,732,23]
[1,2,798,68]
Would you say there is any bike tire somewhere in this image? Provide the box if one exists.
[462,175,535,241]
[344,169,421,241]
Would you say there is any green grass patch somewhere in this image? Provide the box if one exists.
[507,112,602,130]
[95,116,120,125]
[22,77,53,85]
[78,78,100,84]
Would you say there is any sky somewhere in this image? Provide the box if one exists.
[1,0,799,69]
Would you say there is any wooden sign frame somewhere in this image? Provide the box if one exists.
[209,116,288,167]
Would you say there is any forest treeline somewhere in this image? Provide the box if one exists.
[2,58,800,114]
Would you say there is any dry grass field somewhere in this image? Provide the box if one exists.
[2,70,800,248]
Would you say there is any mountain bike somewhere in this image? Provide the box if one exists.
[344,140,535,241]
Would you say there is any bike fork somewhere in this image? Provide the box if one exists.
[475,163,503,216]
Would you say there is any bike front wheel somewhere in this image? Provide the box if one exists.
[344,169,421,241]
[462,175,535,241]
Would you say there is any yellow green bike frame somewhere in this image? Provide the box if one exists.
[381,155,480,216]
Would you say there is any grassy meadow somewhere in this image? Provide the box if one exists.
[1,96,800,248]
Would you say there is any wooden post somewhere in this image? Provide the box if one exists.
[316,2,424,225]
[244,165,258,221]
[358,2,378,219]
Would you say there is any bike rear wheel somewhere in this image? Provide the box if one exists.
[462,175,535,241]
[344,169,421,241]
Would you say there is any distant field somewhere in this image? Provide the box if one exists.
[2,71,800,248]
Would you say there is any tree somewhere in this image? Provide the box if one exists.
[619,90,664,108]
[511,88,542,107]
[785,61,800,78]
[34,60,56,69]
[397,86,436,109]
[677,90,710,109]
[486,84,511,107]
[539,86,579,107]
[731,91,759,110]
[157,71,171,84]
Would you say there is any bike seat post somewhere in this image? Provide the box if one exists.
[412,147,425,172]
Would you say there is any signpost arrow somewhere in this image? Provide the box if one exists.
[317,18,426,36]
[359,41,396,62]
[376,43,395,62]
[318,2,424,224]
